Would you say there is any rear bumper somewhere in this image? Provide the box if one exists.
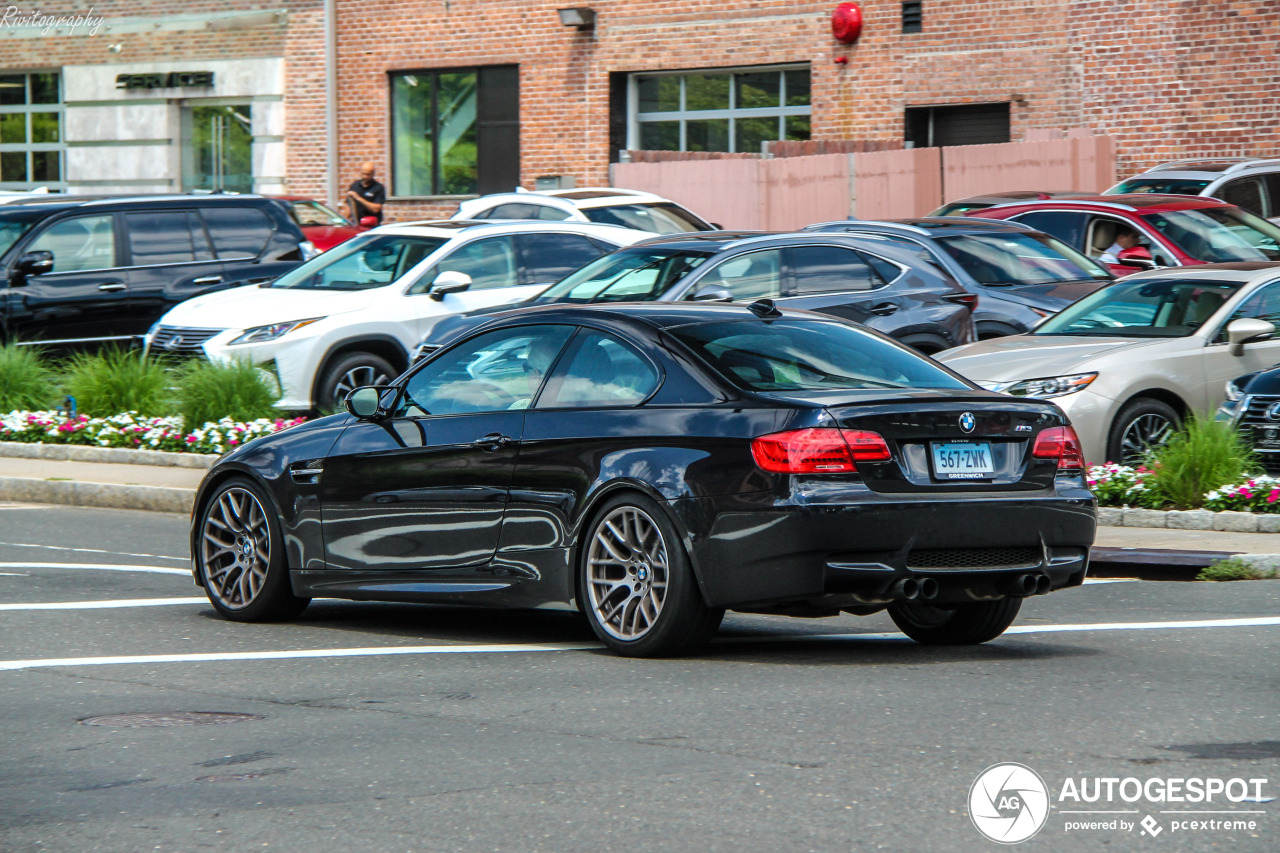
[671,483,1096,610]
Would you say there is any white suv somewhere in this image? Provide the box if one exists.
[452,188,716,234]
[1106,158,1280,223]
[145,220,645,412]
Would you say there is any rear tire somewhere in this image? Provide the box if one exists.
[316,351,397,413]
[578,493,723,657]
[196,477,310,622]
[888,598,1021,645]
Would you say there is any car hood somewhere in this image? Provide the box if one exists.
[992,279,1110,311]
[159,285,378,330]
[936,334,1169,382]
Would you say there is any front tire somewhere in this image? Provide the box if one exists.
[888,598,1021,645]
[316,351,397,413]
[1107,397,1180,464]
[579,494,723,657]
[196,477,310,622]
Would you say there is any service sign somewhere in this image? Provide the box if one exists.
[115,71,215,90]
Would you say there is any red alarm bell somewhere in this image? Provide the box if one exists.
[832,2,862,43]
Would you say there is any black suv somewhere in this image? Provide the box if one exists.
[803,218,1115,339]
[416,231,977,358]
[0,195,309,347]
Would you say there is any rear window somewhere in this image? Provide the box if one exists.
[670,319,970,392]
[1108,178,1211,195]
[200,206,274,259]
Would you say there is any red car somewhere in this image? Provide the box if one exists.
[969,194,1280,275]
[270,196,373,253]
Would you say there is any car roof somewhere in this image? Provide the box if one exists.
[1139,157,1280,176]
[806,217,1039,236]
[0,193,277,211]
[456,299,834,332]
[978,193,1234,214]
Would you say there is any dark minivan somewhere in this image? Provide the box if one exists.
[0,194,309,347]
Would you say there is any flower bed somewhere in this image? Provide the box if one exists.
[0,410,306,456]
[1088,463,1280,514]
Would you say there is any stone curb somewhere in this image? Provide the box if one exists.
[0,476,194,514]
[1097,506,1280,534]
[0,441,216,469]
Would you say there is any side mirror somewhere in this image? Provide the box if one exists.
[428,270,472,301]
[344,385,393,420]
[1116,246,1157,270]
[691,284,734,302]
[1227,317,1275,356]
[358,216,378,228]
[13,250,53,283]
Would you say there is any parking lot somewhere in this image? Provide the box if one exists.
[0,503,1275,852]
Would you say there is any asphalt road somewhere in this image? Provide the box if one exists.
[0,503,1277,853]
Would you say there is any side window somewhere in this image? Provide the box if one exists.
[1014,211,1087,251]
[433,236,518,290]
[1218,178,1265,216]
[200,207,273,259]
[1217,283,1280,342]
[786,244,884,294]
[396,325,575,416]
[1264,175,1280,219]
[537,331,659,409]
[687,249,782,300]
[535,206,572,221]
[124,211,214,265]
[518,233,608,283]
[485,203,543,219]
[28,214,117,273]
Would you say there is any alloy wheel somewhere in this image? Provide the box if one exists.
[332,364,392,405]
[201,487,272,610]
[1119,413,1173,463]
[585,505,669,641]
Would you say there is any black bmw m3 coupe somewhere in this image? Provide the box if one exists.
[190,301,1096,657]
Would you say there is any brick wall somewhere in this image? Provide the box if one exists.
[334,0,1279,222]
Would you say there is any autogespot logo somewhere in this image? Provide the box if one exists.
[969,763,1051,844]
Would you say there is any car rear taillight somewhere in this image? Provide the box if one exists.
[942,292,979,311]
[751,428,890,474]
[1032,426,1085,471]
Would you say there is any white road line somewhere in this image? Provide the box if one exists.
[0,597,206,611]
[0,542,188,562]
[0,562,190,576]
[1082,578,1136,584]
[0,615,1277,671]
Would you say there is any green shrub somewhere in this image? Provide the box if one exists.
[1197,557,1277,582]
[174,358,280,427]
[1145,417,1257,509]
[0,343,58,412]
[63,347,171,417]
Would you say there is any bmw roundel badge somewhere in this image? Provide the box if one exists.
[959,412,976,433]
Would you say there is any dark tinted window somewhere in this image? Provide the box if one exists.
[786,244,883,294]
[485,203,545,219]
[673,319,969,392]
[1218,178,1265,215]
[537,331,658,408]
[200,206,273,259]
[1013,211,1088,250]
[1265,175,1280,219]
[124,211,214,265]
[518,232,609,283]
[1218,282,1280,341]
[1109,177,1211,195]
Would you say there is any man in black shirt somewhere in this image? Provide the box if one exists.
[345,162,386,225]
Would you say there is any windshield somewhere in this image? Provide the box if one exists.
[1107,178,1212,196]
[267,234,446,290]
[1034,277,1243,338]
[288,200,350,227]
[1141,207,1280,262]
[935,232,1111,285]
[535,248,711,303]
[671,319,970,392]
[583,203,713,233]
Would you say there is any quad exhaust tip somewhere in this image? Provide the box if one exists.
[891,577,939,601]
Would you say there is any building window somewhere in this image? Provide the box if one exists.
[905,103,1010,148]
[902,1,923,33]
[626,66,810,155]
[0,71,63,190]
[390,66,519,198]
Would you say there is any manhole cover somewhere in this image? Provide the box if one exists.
[81,712,265,728]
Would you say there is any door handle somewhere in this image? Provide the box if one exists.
[96,282,126,292]
[869,302,899,316]
[470,432,515,451]
[192,275,224,285]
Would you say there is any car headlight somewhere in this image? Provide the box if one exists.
[990,372,1098,399]
[229,317,324,345]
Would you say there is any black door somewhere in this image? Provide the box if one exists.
[123,210,227,330]
[319,324,575,574]
[5,212,136,345]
